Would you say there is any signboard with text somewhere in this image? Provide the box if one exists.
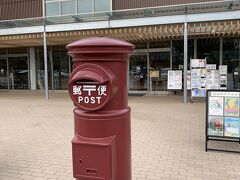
[207,90,240,138]
[70,83,111,111]
[206,90,240,153]
[167,70,182,90]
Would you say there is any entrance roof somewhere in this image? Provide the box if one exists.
[0,19,239,48]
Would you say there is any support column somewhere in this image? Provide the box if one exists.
[43,0,48,100]
[147,42,150,93]
[170,40,173,69]
[184,22,188,103]
[194,38,197,59]
[29,47,37,90]
[220,37,223,65]
[49,47,54,90]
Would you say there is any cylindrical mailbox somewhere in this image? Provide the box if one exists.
[66,37,135,180]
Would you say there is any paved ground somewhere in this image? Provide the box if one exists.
[0,91,240,180]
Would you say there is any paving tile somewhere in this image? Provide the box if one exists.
[0,92,240,180]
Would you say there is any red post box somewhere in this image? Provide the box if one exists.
[66,37,135,180]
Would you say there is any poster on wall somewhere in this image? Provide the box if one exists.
[219,65,228,74]
[206,64,217,70]
[191,59,207,98]
[167,70,182,90]
[191,59,200,68]
[199,59,206,67]
[219,65,228,89]
[191,88,206,97]
[150,70,159,78]
[206,70,219,89]
[187,70,191,90]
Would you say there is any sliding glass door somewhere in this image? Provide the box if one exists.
[0,58,8,90]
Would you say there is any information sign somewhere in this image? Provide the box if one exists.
[191,59,207,97]
[167,70,182,90]
[206,70,219,89]
[219,65,228,89]
[150,70,159,78]
[70,83,111,111]
[206,90,240,153]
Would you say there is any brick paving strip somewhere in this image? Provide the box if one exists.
[0,92,240,180]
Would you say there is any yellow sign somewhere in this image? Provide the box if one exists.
[150,70,159,78]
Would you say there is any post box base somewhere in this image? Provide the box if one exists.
[72,135,116,180]
[73,107,131,180]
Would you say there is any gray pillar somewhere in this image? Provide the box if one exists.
[49,47,54,90]
[43,0,48,100]
[147,42,150,93]
[43,29,48,100]
[194,38,197,59]
[170,40,173,69]
[29,47,37,90]
[184,22,188,103]
[220,37,223,65]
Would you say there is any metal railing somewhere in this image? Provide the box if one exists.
[0,0,239,29]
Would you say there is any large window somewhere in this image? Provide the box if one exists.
[8,57,29,90]
[46,0,111,16]
[62,0,75,15]
[172,39,194,70]
[52,46,70,90]
[94,0,111,12]
[149,52,170,91]
[129,54,148,91]
[35,46,71,90]
[223,38,240,89]
[78,0,92,14]
[46,2,60,16]
[35,47,52,90]
[197,38,220,66]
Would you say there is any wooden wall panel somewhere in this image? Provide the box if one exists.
[0,0,42,20]
[113,0,220,10]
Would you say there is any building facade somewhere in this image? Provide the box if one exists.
[0,0,239,95]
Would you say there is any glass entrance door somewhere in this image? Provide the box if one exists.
[0,58,8,90]
[129,54,148,92]
[149,52,170,92]
[8,56,29,90]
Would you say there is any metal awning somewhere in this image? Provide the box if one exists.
[0,19,239,48]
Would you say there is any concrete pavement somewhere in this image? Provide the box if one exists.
[0,92,240,180]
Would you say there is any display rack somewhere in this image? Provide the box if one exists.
[205,90,240,153]
[190,58,207,102]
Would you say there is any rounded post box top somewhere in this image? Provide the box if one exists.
[66,37,135,56]
[67,37,134,48]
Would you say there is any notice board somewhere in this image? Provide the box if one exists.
[191,59,207,97]
[167,70,182,90]
[206,90,240,153]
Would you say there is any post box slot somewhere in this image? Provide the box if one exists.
[76,79,99,85]
[69,68,109,85]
